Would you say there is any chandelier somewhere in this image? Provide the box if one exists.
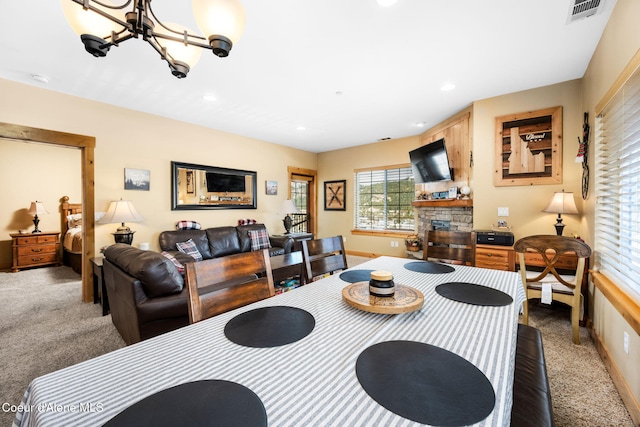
[61,0,246,78]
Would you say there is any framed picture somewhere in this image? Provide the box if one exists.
[448,187,457,199]
[124,168,150,191]
[324,180,346,211]
[494,106,563,186]
[265,180,278,195]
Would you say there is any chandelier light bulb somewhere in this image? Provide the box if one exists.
[192,0,246,56]
[60,0,123,39]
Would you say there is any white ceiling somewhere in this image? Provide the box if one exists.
[0,0,616,153]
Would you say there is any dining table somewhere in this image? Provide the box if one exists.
[12,256,525,427]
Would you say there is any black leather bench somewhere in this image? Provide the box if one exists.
[511,324,555,427]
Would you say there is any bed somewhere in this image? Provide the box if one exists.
[60,196,83,274]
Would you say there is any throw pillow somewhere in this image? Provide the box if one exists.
[176,239,204,261]
[161,251,185,275]
[66,213,82,229]
[176,220,201,230]
[248,229,271,251]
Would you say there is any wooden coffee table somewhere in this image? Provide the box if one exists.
[342,282,424,314]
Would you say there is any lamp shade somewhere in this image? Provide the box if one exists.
[98,200,144,225]
[60,0,124,38]
[192,0,246,47]
[281,199,300,215]
[542,191,579,214]
[156,23,203,69]
[27,201,50,216]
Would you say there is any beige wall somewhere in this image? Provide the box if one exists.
[0,79,317,268]
[472,79,586,241]
[317,135,420,257]
[582,0,640,409]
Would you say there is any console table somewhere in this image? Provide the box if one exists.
[272,232,314,251]
[10,232,60,272]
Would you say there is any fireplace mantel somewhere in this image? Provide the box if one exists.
[412,199,473,208]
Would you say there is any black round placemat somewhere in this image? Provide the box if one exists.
[102,380,267,427]
[224,306,315,348]
[356,341,495,426]
[404,261,455,274]
[436,282,513,306]
[339,269,374,283]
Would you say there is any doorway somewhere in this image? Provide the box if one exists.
[288,167,317,236]
[0,122,96,302]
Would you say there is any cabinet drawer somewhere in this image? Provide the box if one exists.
[14,236,38,245]
[476,249,510,270]
[17,244,58,257]
[17,253,57,266]
[38,235,58,243]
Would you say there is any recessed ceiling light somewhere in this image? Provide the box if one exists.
[296,126,306,131]
[414,122,426,128]
[335,91,344,96]
[377,0,398,7]
[440,83,456,92]
[31,74,50,84]
[202,94,217,102]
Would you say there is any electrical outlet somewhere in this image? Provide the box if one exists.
[624,332,629,355]
[498,207,509,217]
[342,236,347,243]
[390,241,398,247]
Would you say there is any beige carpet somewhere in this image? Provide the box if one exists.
[0,263,634,426]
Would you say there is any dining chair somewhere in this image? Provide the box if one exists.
[514,235,592,344]
[301,235,348,282]
[185,249,275,324]
[422,230,477,266]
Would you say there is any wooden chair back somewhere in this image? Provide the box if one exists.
[423,230,477,266]
[514,235,592,344]
[185,249,275,324]
[301,235,348,282]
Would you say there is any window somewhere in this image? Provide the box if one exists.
[595,67,640,300]
[355,166,414,231]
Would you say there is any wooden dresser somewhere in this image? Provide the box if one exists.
[11,232,60,272]
[475,244,516,271]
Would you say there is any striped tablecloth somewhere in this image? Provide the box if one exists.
[13,256,524,427]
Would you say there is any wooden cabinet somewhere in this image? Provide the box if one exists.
[11,232,60,272]
[475,244,515,271]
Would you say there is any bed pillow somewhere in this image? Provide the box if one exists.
[161,251,185,275]
[248,229,271,251]
[66,213,82,229]
[176,239,204,261]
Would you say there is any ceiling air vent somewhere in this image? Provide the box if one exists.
[567,0,605,23]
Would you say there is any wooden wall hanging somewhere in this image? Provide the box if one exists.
[494,106,563,186]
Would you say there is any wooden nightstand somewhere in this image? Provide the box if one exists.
[475,244,515,271]
[11,232,60,272]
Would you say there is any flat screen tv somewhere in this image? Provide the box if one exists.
[409,138,453,183]
[205,172,246,192]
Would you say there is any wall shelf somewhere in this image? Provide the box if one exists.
[412,199,473,208]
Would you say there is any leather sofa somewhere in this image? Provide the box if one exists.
[158,223,293,265]
[104,224,293,345]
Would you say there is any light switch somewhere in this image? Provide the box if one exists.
[498,207,509,217]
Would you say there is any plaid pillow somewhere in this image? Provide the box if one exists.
[161,251,185,275]
[248,229,271,251]
[176,220,201,230]
[238,218,257,226]
[176,239,203,261]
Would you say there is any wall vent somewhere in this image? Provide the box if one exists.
[567,0,605,23]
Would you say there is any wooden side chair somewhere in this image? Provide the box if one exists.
[423,230,477,266]
[185,249,275,324]
[514,235,592,344]
[301,235,348,282]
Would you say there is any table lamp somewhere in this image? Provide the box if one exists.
[542,190,579,235]
[281,199,300,234]
[98,199,144,244]
[27,201,49,233]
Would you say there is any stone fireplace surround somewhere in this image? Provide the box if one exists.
[415,205,473,238]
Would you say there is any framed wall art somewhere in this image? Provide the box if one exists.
[324,180,346,211]
[124,168,150,191]
[494,106,563,186]
[265,180,278,195]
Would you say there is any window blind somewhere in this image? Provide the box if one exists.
[354,166,414,231]
[595,67,640,300]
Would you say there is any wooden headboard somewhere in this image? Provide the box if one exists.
[61,195,82,236]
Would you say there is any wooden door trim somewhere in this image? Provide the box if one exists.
[288,167,317,236]
[0,122,96,302]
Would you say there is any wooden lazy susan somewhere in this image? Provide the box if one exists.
[342,282,424,314]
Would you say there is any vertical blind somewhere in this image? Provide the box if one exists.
[354,166,414,231]
[595,66,640,300]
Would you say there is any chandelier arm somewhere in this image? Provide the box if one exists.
[70,0,132,31]
[152,32,213,50]
[146,1,208,43]
[82,0,132,10]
